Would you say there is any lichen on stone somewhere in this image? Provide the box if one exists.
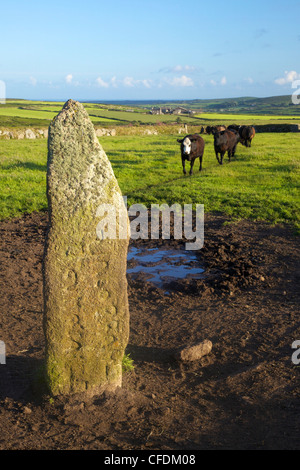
[43,99,130,396]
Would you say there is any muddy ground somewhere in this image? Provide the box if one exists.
[0,211,299,450]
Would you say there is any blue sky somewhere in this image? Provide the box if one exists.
[1,0,300,101]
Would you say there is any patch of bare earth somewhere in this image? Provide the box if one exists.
[0,211,299,450]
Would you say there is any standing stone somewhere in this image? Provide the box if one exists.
[43,99,130,396]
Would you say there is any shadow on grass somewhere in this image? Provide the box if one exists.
[125,175,189,196]
[110,159,142,166]
[3,162,47,172]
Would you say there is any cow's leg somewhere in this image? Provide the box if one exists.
[199,155,203,172]
[182,157,187,175]
[189,159,195,176]
[228,150,232,162]
[216,152,221,164]
[220,152,225,165]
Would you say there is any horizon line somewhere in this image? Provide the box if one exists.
[4,93,293,103]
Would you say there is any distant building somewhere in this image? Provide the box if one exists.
[149,106,195,115]
[171,107,195,115]
[150,107,163,115]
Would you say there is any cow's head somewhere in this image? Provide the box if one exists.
[177,137,192,155]
[213,131,225,145]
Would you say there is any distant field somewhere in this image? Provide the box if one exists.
[0,107,59,121]
[1,100,194,126]
[0,105,122,125]
[0,132,299,232]
[194,113,300,122]
[1,100,299,129]
[135,95,300,116]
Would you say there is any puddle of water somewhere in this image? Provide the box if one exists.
[127,246,205,289]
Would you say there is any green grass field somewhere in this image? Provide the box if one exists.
[194,113,300,122]
[0,131,299,231]
[0,105,123,125]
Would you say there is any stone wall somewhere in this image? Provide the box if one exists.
[0,128,48,140]
[254,123,300,133]
[1,123,299,140]
[0,127,118,140]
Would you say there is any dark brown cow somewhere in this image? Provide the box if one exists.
[227,124,240,132]
[206,125,227,135]
[177,134,205,175]
[213,129,240,165]
[239,125,256,147]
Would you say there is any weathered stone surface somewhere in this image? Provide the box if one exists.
[95,128,117,137]
[25,129,36,139]
[177,340,212,362]
[143,129,158,135]
[0,130,10,140]
[95,128,106,137]
[43,99,130,396]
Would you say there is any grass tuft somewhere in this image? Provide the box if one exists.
[122,354,135,373]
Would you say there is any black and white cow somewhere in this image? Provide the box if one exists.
[177,134,205,176]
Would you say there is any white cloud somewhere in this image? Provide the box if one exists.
[244,77,254,84]
[65,74,73,84]
[166,75,194,87]
[210,76,227,86]
[159,65,197,74]
[174,65,196,73]
[123,76,135,87]
[123,77,153,88]
[140,79,152,88]
[96,77,109,88]
[29,76,37,86]
[275,70,300,85]
[110,76,118,88]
